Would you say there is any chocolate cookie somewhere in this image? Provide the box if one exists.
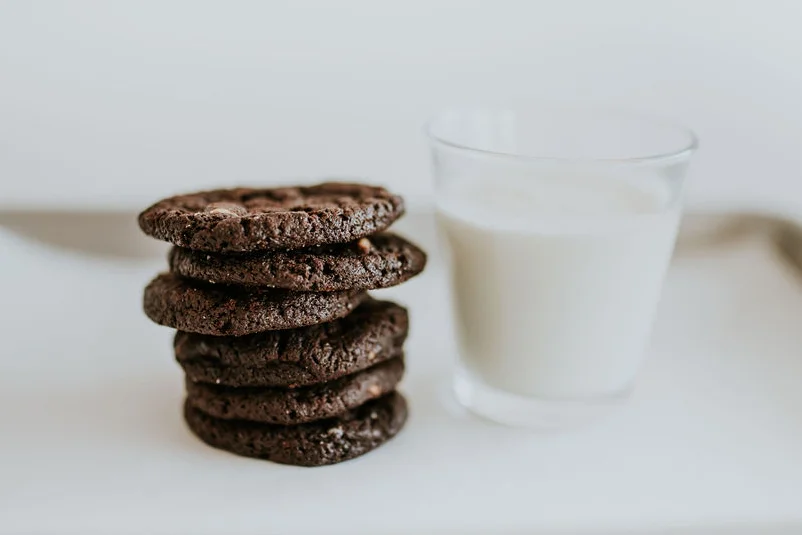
[175,298,407,386]
[138,183,404,253]
[184,392,408,466]
[186,358,404,425]
[168,232,427,291]
[144,273,367,336]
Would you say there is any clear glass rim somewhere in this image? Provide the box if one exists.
[425,107,699,165]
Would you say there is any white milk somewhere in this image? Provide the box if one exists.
[438,174,680,399]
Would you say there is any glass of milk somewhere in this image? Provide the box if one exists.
[427,108,698,428]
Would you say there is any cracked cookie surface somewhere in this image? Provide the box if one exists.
[184,392,408,466]
[138,183,404,252]
[169,232,426,291]
[185,358,404,425]
[174,299,407,386]
[144,272,367,336]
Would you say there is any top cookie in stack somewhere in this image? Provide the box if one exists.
[138,182,426,466]
[140,182,405,253]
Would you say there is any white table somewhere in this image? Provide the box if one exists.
[1,209,801,534]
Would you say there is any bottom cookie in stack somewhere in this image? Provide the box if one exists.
[177,299,410,466]
[185,390,408,467]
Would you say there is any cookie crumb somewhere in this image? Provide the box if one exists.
[369,411,378,420]
[356,238,372,254]
[367,385,382,397]
[367,350,377,361]
[327,426,344,438]
[205,202,247,216]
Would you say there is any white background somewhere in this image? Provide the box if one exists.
[1,0,801,210]
[3,3,802,532]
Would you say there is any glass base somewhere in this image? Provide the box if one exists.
[452,367,631,430]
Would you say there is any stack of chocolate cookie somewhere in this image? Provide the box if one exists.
[138,183,426,466]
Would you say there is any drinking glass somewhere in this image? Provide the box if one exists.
[427,108,698,428]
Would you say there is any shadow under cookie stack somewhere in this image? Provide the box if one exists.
[138,183,426,466]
